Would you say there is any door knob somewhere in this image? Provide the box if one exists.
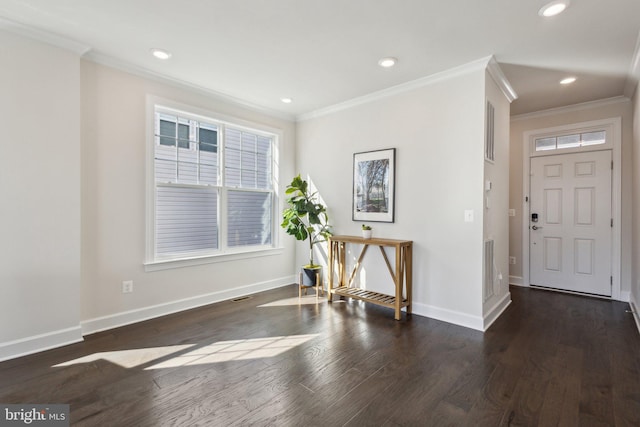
[531,225,543,230]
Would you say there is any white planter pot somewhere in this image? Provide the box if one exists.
[362,230,372,239]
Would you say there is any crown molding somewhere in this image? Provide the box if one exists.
[297,56,493,122]
[0,17,91,56]
[510,96,631,122]
[623,30,640,98]
[487,56,518,103]
[0,18,294,122]
[83,51,296,122]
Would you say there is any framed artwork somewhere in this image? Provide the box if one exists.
[353,148,395,222]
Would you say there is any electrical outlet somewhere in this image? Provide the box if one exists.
[509,256,516,265]
[508,209,516,217]
[122,280,133,293]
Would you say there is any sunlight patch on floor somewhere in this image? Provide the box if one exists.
[52,333,319,370]
[53,345,195,369]
[145,334,318,369]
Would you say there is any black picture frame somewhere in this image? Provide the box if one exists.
[352,148,395,223]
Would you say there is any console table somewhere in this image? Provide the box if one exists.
[327,235,413,320]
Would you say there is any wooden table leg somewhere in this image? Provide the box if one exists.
[328,240,334,302]
[339,242,346,288]
[394,244,402,320]
[406,244,412,315]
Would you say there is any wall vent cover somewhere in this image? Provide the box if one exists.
[484,239,495,301]
[485,101,495,162]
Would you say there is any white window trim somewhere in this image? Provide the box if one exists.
[521,117,622,300]
[145,96,282,271]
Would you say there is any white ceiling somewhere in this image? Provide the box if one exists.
[1,0,639,119]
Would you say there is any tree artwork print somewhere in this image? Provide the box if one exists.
[352,148,395,223]
[356,158,389,213]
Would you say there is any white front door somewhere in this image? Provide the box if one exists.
[529,151,612,296]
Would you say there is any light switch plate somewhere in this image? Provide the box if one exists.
[464,210,474,222]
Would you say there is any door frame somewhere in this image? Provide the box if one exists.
[521,117,622,300]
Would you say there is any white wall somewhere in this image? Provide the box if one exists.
[632,86,640,326]
[0,30,297,361]
[296,65,488,328]
[80,61,297,331]
[482,72,511,327]
[508,99,634,298]
[0,32,82,359]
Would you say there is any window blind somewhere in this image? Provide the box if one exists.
[227,190,272,247]
[156,185,219,256]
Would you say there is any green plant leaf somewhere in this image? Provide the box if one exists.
[281,174,332,255]
[308,212,320,225]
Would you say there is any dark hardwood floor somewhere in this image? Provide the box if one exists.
[1,285,639,426]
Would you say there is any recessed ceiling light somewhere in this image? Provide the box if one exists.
[539,0,570,17]
[150,48,172,60]
[378,57,397,68]
[281,97,293,104]
[560,76,576,85]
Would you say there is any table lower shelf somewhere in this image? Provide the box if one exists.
[331,286,409,309]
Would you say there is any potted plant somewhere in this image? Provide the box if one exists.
[281,174,332,287]
[361,224,372,239]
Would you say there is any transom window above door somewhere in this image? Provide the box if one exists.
[534,130,606,152]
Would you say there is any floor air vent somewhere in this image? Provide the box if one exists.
[231,296,252,302]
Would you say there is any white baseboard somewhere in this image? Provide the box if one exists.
[630,294,640,336]
[483,292,512,331]
[411,293,511,332]
[509,275,524,286]
[411,302,484,331]
[0,326,83,363]
[619,291,630,302]
[81,275,295,336]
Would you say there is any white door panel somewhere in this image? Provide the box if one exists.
[530,151,612,296]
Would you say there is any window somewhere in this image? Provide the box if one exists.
[150,105,277,264]
[534,130,606,152]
